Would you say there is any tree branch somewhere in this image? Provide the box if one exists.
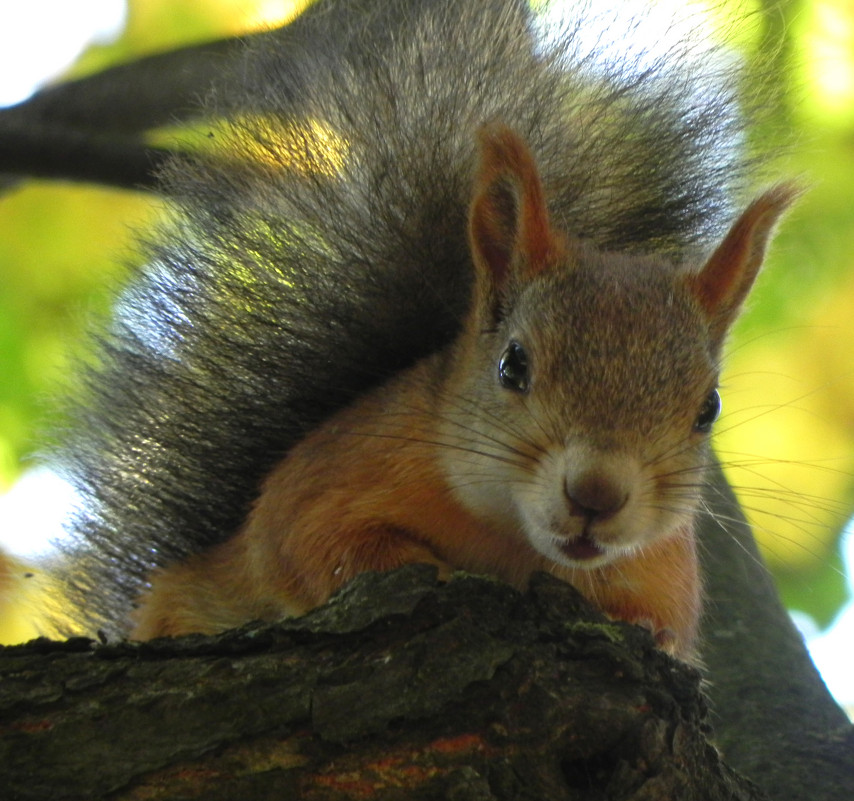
[0,568,768,801]
[699,460,854,801]
[0,126,171,191]
[0,35,251,136]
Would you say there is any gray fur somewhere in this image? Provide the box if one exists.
[55,0,760,636]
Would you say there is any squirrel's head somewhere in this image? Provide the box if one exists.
[440,124,798,569]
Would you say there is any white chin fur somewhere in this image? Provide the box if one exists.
[531,528,627,569]
[518,493,643,569]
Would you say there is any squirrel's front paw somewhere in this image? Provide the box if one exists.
[626,616,678,653]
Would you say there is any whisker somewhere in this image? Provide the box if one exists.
[336,428,531,469]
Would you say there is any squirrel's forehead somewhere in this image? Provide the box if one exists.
[516,269,710,369]
[524,279,715,426]
[534,265,697,325]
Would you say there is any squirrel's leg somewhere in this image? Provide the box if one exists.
[270,522,454,613]
[131,523,452,640]
[130,535,274,640]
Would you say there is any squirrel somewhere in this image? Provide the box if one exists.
[53,0,794,660]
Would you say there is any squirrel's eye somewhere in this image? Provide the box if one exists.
[498,341,529,393]
[694,388,721,433]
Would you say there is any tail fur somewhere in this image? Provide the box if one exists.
[56,0,763,636]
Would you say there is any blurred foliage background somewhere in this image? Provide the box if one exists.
[0,0,852,646]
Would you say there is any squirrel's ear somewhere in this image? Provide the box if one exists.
[468,124,564,312]
[690,184,800,342]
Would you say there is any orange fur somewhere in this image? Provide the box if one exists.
[132,125,792,663]
[134,357,700,655]
[470,125,566,282]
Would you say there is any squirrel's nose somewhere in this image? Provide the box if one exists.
[565,471,629,521]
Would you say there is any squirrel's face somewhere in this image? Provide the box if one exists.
[456,125,792,570]
[440,250,720,570]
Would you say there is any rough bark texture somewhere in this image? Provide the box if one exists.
[1,567,768,801]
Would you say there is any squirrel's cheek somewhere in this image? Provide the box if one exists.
[445,462,529,537]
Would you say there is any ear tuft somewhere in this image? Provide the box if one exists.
[468,124,564,295]
[690,183,800,343]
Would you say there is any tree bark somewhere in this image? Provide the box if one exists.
[3,466,850,800]
[2,566,770,801]
[698,462,854,801]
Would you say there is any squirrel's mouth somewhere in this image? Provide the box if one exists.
[559,533,605,562]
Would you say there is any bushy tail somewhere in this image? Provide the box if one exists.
[55,0,763,636]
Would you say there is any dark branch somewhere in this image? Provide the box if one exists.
[0,35,256,136]
[0,126,173,191]
[699,459,854,801]
[0,33,272,192]
[0,568,769,801]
